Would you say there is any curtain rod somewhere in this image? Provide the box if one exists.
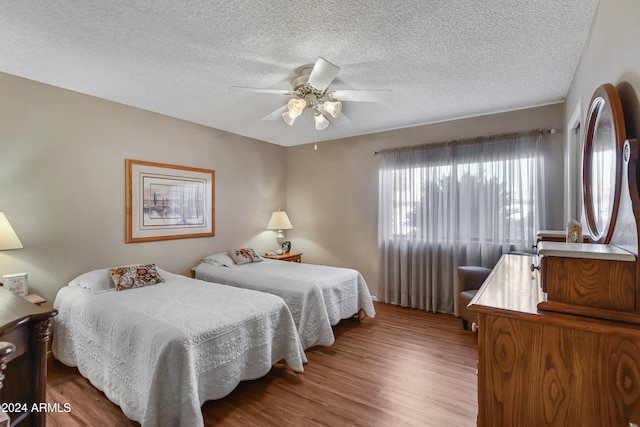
[372,128,558,156]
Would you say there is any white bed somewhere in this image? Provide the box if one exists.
[193,253,376,349]
[52,267,306,427]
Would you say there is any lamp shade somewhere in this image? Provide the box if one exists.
[314,112,330,130]
[0,212,23,250]
[266,211,293,230]
[322,101,342,118]
[287,98,306,113]
[282,110,301,126]
[282,98,306,126]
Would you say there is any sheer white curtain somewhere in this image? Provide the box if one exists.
[378,132,545,314]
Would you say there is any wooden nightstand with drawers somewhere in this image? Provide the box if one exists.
[0,287,57,426]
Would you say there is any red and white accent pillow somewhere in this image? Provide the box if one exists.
[229,248,263,265]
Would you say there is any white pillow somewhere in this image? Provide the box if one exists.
[202,252,237,267]
[69,265,174,293]
[68,268,114,293]
[155,267,176,279]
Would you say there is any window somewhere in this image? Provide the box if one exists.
[378,131,545,313]
[388,156,538,245]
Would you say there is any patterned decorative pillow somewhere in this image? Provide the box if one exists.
[110,264,165,291]
[229,248,263,265]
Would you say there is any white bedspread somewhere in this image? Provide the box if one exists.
[52,275,306,427]
[194,260,376,348]
[195,263,334,349]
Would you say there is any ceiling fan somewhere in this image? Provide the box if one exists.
[231,57,392,130]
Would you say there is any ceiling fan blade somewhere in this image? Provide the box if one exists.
[307,57,340,91]
[262,105,288,121]
[230,86,294,96]
[330,89,393,103]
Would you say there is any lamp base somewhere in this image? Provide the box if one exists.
[275,230,285,254]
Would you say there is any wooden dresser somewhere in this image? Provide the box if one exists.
[0,287,57,426]
[469,254,640,426]
[469,83,640,426]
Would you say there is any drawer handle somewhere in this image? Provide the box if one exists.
[530,263,539,272]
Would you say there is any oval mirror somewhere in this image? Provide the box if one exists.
[582,84,626,243]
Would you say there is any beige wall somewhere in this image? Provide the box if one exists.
[565,0,640,151]
[0,72,287,303]
[286,104,566,296]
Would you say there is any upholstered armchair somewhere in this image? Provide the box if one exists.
[457,266,492,332]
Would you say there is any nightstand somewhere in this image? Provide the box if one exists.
[0,287,57,426]
[264,252,302,263]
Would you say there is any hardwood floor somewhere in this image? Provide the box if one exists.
[46,302,478,426]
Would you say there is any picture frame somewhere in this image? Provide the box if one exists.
[126,159,215,243]
[282,240,291,254]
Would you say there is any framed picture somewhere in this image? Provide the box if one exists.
[126,159,215,243]
[282,240,291,254]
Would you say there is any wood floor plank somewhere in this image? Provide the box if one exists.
[46,302,478,426]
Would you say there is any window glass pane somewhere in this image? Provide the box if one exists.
[383,150,537,247]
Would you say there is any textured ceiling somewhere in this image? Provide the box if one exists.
[0,0,599,147]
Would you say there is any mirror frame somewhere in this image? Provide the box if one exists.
[582,83,627,244]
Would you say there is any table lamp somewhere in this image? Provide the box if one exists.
[0,213,23,251]
[266,211,292,254]
[0,212,25,295]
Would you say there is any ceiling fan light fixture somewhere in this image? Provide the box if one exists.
[314,112,330,130]
[282,110,301,126]
[282,98,306,125]
[322,101,342,118]
[287,98,306,114]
